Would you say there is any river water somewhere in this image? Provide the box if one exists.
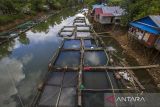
[0,8,159,107]
[0,8,78,107]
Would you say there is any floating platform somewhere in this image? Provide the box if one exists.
[31,14,144,107]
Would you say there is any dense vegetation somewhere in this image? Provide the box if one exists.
[85,0,160,25]
[107,0,160,25]
[0,0,80,25]
[0,0,160,26]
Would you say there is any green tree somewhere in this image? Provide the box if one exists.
[120,0,160,26]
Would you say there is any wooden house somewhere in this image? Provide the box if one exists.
[128,15,160,48]
[99,6,124,24]
[91,4,105,22]
[93,8,103,22]
[155,37,160,51]
[91,4,124,24]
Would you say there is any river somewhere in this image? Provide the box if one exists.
[0,8,78,107]
[0,7,159,107]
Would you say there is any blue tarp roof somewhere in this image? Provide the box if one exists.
[130,22,160,35]
[130,15,160,35]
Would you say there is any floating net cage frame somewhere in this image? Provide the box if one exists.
[31,16,143,107]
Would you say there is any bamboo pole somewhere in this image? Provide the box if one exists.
[88,64,159,70]
[53,67,79,71]
[92,32,110,35]
[84,48,103,51]
[62,48,80,51]
[78,38,84,106]
[55,70,65,107]
[81,88,138,92]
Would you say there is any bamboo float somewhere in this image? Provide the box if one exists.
[84,48,104,51]
[76,30,91,32]
[53,67,79,71]
[91,32,110,35]
[61,48,80,51]
[88,64,159,70]
[98,35,112,38]
[60,30,74,32]
[78,38,84,106]
[81,88,138,92]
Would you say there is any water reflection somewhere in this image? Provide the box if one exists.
[0,57,25,107]
[18,33,30,45]
[0,8,77,107]
[63,40,81,49]
[84,51,108,66]
[55,51,80,67]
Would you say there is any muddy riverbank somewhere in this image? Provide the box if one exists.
[0,12,45,32]
[93,23,160,90]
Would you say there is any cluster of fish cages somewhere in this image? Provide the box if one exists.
[31,14,145,107]
[0,11,59,45]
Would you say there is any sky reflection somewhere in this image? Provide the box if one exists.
[0,9,77,107]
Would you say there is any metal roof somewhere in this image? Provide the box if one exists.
[100,13,113,16]
[130,15,160,35]
[130,22,160,35]
[92,4,105,10]
[149,15,160,27]
[102,6,124,16]
[95,8,103,14]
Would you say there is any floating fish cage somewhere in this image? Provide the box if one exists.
[77,25,91,32]
[37,70,78,107]
[73,17,87,26]
[58,26,76,37]
[54,51,81,68]
[84,39,97,48]
[82,70,111,89]
[31,14,144,107]
[84,50,108,67]
[63,39,81,49]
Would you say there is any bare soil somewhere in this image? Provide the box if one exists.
[93,22,160,88]
[110,29,160,88]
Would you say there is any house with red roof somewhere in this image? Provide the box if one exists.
[91,4,124,24]
[99,6,124,24]
[94,8,103,22]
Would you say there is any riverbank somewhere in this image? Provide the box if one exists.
[0,12,45,32]
[110,29,160,88]
[91,22,160,90]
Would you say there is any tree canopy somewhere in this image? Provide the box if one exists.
[112,0,160,25]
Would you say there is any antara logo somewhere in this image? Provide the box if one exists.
[106,95,145,104]
[116,96,146,102]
